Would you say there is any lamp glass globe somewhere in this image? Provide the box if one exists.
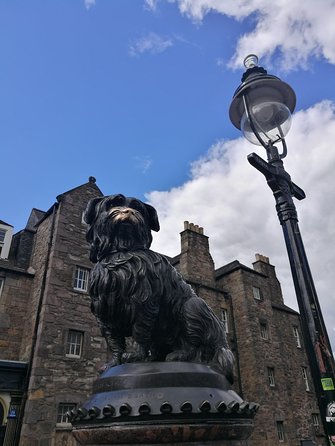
[241,101,292,146]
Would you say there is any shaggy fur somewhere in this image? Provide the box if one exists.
[84,194,234,382]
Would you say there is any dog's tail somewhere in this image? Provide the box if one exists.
[212,347,235,384]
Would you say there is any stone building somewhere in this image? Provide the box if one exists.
[0,178,327,446]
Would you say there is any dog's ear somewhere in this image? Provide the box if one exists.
[144,203,160,232]
[84,197,104,262]
[84,197,104,226]
[89,237,100,263]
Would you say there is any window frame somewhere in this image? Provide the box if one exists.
[73,266,90,292]
[252,286,261,300]
[301,366,310,391]
[312,413,319,430]
[65,329,84,358]
[293,326,301,348]
[56,403,77,425]
[267,367,275,387]
[260,322,269,340]
[221,308,229,333]
[0,229,6,243]
[276,421,285,442]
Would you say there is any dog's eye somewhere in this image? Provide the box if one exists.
[108,195,125,208]
[129,200,142,212]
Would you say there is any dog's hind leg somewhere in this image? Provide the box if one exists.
[165,297,209,363]
[166,297,232,369]
[181,297,234,381]
[165,341,197,362]
[102,326,126,368]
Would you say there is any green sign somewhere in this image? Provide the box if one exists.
[322,378,335,391]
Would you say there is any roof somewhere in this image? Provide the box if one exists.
[272,303,300,316]
[56,177,103,202]
[0,220,13,227]
[168,253,180,266]
[215,260,266,279]
[25,208,47,231]
[36,178,103,228]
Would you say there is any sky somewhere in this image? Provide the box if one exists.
[1,0,335,352]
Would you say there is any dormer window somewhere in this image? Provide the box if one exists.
[0,221,13,259]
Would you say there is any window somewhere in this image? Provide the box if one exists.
[312,413,319,430]
[73,266,89,292]
[0,229,5,258]
[66,330,83,358]
[293,326,301,348]
[260,322,269,340]
[252,286,261,300]
[57,403,76,424]
[267,367,275,387]
[301,367,310,391]
[0,225,12,259]
[221,309,229,333]
[0,229,6,243]
[276,421,285,442]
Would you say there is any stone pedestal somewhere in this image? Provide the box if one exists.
[70,362,258,445]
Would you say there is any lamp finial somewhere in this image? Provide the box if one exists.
[243,54,259,69]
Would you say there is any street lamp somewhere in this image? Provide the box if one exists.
[229,54,335,444]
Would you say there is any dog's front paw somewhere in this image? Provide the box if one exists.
[122,351,148,363]
[99,357,121,373]
[122,342,150,363]
[166,349,193,362]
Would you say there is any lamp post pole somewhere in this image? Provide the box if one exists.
[229,55,335,444]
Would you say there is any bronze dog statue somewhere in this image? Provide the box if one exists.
[84,194,234,382]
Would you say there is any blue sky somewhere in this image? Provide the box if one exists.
[1,0,242,216]
[1,0,335,350]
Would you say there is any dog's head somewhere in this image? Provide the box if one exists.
[84,194,160,262]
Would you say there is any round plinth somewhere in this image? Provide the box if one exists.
[71,362,258,445]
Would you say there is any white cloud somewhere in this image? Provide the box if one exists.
[144,0,159,11]
[129,32,174,56]
[134,156,153,173]
[169,0,335,70]
[84,0,96,10]
[148,100,335,351]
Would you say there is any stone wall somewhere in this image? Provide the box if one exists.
[20,209,55,362]
[0,268,33,360]
[10,229,35,270]
[20,182,106,446]
[216,256,326,446]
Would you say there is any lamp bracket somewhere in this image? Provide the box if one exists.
[247,152,306,201]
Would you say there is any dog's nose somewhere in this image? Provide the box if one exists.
[120,209,132,214]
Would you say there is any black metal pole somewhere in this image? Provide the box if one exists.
[248,146,335,444]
